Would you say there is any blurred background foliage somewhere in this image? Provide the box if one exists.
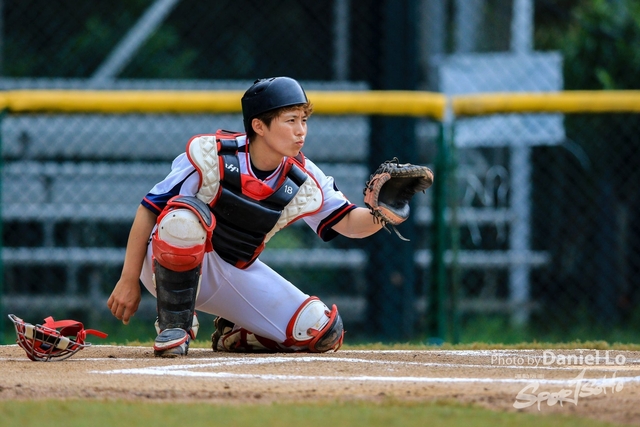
[5,0,638,85]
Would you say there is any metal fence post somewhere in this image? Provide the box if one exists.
[365,0,419,341]
[428,101,460,344]
[428,121,448,341]
[0,109,5,344]
[448,120,461,344]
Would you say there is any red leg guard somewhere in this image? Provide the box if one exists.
[152,234,205,272]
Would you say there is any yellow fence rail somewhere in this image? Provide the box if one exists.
[0,90,447,120]
[452,91,640,116]
[1,90,639,118]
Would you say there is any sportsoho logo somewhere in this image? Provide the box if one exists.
[492,351,626,410]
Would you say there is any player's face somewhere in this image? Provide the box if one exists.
[262,108,307,158]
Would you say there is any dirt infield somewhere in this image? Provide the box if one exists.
[1,345,640,425]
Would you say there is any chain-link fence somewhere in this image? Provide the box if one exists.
[2,88,438,339]
[0,95,441,344]
[4,92,640,347]
[437,104,640,344]
[529,112,640,339]
[2,0,640,346]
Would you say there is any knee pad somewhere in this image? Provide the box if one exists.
[159,208,207,247]
[153,209,206,271]
[284,297,344,352]
[152,196,214,271]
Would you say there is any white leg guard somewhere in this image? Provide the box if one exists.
[152,196,214,358]
[154,207,208,272]
[210,298,344,354]
[284,296,344,352]
[211,297,344,353]
[158,209,208,247]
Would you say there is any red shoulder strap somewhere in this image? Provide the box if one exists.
[42,316,108,342]
[215,129,245,139]
[84,329,109,339]
[42,316,82,332]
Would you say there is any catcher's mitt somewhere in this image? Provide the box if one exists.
[364,158,434,241]
[8,314,107,361]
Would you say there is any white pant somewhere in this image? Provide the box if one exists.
[140,244,309,344]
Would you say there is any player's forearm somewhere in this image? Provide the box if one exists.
[333,207,383,239]
[120,205,157,281]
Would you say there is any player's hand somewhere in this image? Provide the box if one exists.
[107,278,142,325]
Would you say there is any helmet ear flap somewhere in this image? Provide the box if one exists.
[8,314,107,362]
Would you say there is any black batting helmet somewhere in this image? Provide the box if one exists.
[241,77,308,131]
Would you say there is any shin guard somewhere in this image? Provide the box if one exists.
[152,197,213,334]
[154,261,200,332]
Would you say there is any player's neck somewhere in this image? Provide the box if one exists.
[248,138,284,171]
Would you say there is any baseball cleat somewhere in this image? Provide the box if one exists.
[154,328,190,357]
[211,317,235,351]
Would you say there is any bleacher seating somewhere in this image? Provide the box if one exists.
[1,108,374,319]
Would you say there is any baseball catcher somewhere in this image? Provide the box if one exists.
[107,76,435,357]
[363,158,434,240]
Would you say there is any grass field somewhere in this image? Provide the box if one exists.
[0,398,623,427]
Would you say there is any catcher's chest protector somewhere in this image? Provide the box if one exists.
[207,132,319,268]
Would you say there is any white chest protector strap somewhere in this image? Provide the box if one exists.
[187,134,221,205]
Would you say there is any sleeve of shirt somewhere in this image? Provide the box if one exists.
[140,153,200,215]
[302,158,357,241]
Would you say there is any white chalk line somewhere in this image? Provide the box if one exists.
[94,369,639,386]
[3,346,638,367]
[90,355,640,386]
[88,354,640,372]
[4,345,639,385]
[81,355,638,372]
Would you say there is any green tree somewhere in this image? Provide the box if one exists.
[4,0,150,77]
[534,0,640,326]
[561,0,640,90]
